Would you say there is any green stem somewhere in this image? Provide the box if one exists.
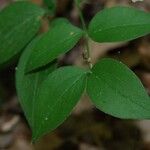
[75,0,93,69]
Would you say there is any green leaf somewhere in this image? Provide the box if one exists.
[0,1,45,65]
[43,0,56,15]
[88,6,150,42]
[26,20,83,72]
[16,37,56,129]
[50,18,70,27]
[87,58,150,119]
[32,66,87,141]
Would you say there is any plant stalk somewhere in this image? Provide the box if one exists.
[75,0,93,69]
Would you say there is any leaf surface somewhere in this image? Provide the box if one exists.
[0,1,45,64]
[44,0,56,15]
[88,6,150,42]
[32,66,87,141]
[26,20,83,72]
[16,37,56,129]
[87,58,150,119]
